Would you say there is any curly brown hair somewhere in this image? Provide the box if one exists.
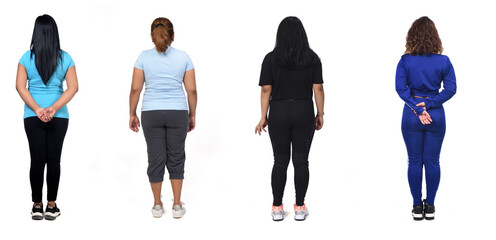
[405,16,443,55]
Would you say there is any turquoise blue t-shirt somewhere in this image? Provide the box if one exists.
[19,50,74,119]
[134,46,194,111]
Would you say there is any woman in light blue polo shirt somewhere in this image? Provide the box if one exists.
[16,14,79,221]
[129,17,197,219]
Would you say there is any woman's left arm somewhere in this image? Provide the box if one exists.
[184,69,197,132]
[424,57,457,110]
[46,66,79,120]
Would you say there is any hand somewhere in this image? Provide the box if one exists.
[188,115,195,132]
[419,111,433,125]
[129,115,140,132]
[416,102,426,111]
[255,118,268,135]
[44,106,56,122]
[35,108,49,123]
[315,115,324,130]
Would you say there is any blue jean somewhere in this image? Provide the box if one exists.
[401,99,446,206]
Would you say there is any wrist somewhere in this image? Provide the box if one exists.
[49,105,59,111]
[316,112,324,116]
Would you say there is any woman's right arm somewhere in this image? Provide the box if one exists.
[395,57,426,116]
[255,85,272,135]
[129,67,144,132]
[16,63,47,122]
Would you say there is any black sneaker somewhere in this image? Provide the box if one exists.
[44,204,61,220]
[31,204,44,220]
[412,205,423,221]
[423,199,435,220]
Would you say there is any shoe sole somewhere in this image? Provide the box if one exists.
[31,213,43,220]
[425,213,435,220]
[152,211,164,218]
[294,213,308,221]
[44,212,60,220]
[272,215,284,221]
[412,213,423,221]
[172,209,185,219]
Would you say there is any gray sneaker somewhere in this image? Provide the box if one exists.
[152,205,164,218]
[294,204,308,221]
[271,204,284,221]
[172,204,186,219]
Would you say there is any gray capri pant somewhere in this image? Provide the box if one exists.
[141,110,189,182]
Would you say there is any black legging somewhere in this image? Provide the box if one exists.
[24,117,68,203]
[268,100,315,206]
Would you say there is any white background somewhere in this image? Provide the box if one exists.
[1,0,495,239]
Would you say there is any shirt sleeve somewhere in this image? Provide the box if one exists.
[395,56,425,115]
[424,56,457,110]
[134,52,144,70]
[62,51,75,70]
[313,59,324,84]
[259,54,273,86]
[185,54,194,71]
[19,51,31,67]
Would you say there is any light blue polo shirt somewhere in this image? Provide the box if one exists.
[19,50,74,119]
[134,46,194,111]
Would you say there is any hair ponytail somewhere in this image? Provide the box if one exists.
[151,18,174,52]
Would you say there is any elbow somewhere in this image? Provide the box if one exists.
[130,88,141,96]
[261,85,272,94]
[187,89,197,95]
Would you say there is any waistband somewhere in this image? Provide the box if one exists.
[410,89,439,98]
[271,98,312,102]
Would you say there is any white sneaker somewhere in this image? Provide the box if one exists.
[172,204,186,219]
[271,204,284,221]
[294,204,309,221]
[152,205,164,218]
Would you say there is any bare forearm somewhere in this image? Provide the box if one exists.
[314,87,325,115]
[187,91,197,117]
[129,90,141,116]
[17,87,41,111]
[51,88,78,111]
[260,90,271,119]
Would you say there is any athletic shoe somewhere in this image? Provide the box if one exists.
[412,204,423,221]
[294,204,309,221]
[271,204,284,221]
[31,204,44,220]
[423,199,435,220]
[172,204,186,219]
[152,205,164,218]
[44,204,61,220]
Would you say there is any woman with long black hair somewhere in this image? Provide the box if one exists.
[396,16,456,221]
[16,14,78,220]
[255,16,325,221]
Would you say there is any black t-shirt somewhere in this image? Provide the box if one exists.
[258,52,323,100]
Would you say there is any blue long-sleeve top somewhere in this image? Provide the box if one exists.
[396,53,457,115]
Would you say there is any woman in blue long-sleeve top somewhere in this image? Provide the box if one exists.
[396,16,456,221]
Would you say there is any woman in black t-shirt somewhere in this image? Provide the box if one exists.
[255,16,325,221]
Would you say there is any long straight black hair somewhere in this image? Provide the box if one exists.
[30,14,61,85]
[273,16,318,69]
